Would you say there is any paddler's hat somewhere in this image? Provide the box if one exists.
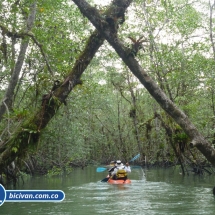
[116,160,123,166]
[109,160,116,166]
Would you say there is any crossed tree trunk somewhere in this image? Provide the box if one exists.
[0,0,132,172]
[72,0,215,166]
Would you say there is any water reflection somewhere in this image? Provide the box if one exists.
[1,166,215,215]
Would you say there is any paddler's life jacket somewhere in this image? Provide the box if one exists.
[116,168,127,179]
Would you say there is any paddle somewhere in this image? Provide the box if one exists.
[97,154,141,173]
[100,153,140,182]
[96,167,108,172]
[101,175,110,182]
[130,153,140,162]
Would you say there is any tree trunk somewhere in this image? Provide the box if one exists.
[126,72,142,156]
[72,0,215,166]
[0,2,37,122]
[0,0,132,171]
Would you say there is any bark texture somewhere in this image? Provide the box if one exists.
[72,0,215,166]
[0,2,37,122]
[0,0,132,171]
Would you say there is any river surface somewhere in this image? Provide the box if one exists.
[1,166,215,214]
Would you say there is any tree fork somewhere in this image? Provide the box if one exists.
[72,0,215,166]
[0,0,132,172]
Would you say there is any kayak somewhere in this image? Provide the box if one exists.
[108,178,131,184]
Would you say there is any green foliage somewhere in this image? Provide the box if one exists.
[12,147,18,153]
[173,132,189,142]
[46,165,73,177]
[175,4,201,35]
[1,0,215,173]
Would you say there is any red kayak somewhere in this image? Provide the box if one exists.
[108,178,131,184]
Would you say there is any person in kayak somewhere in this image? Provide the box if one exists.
[108,160,117,177]
[111,160,131,180]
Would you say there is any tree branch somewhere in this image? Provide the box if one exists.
[72,0,215,166]
[26,32,54,76]
[0,0,132,171]
[0,2,37,122]
[209,1,215,61]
